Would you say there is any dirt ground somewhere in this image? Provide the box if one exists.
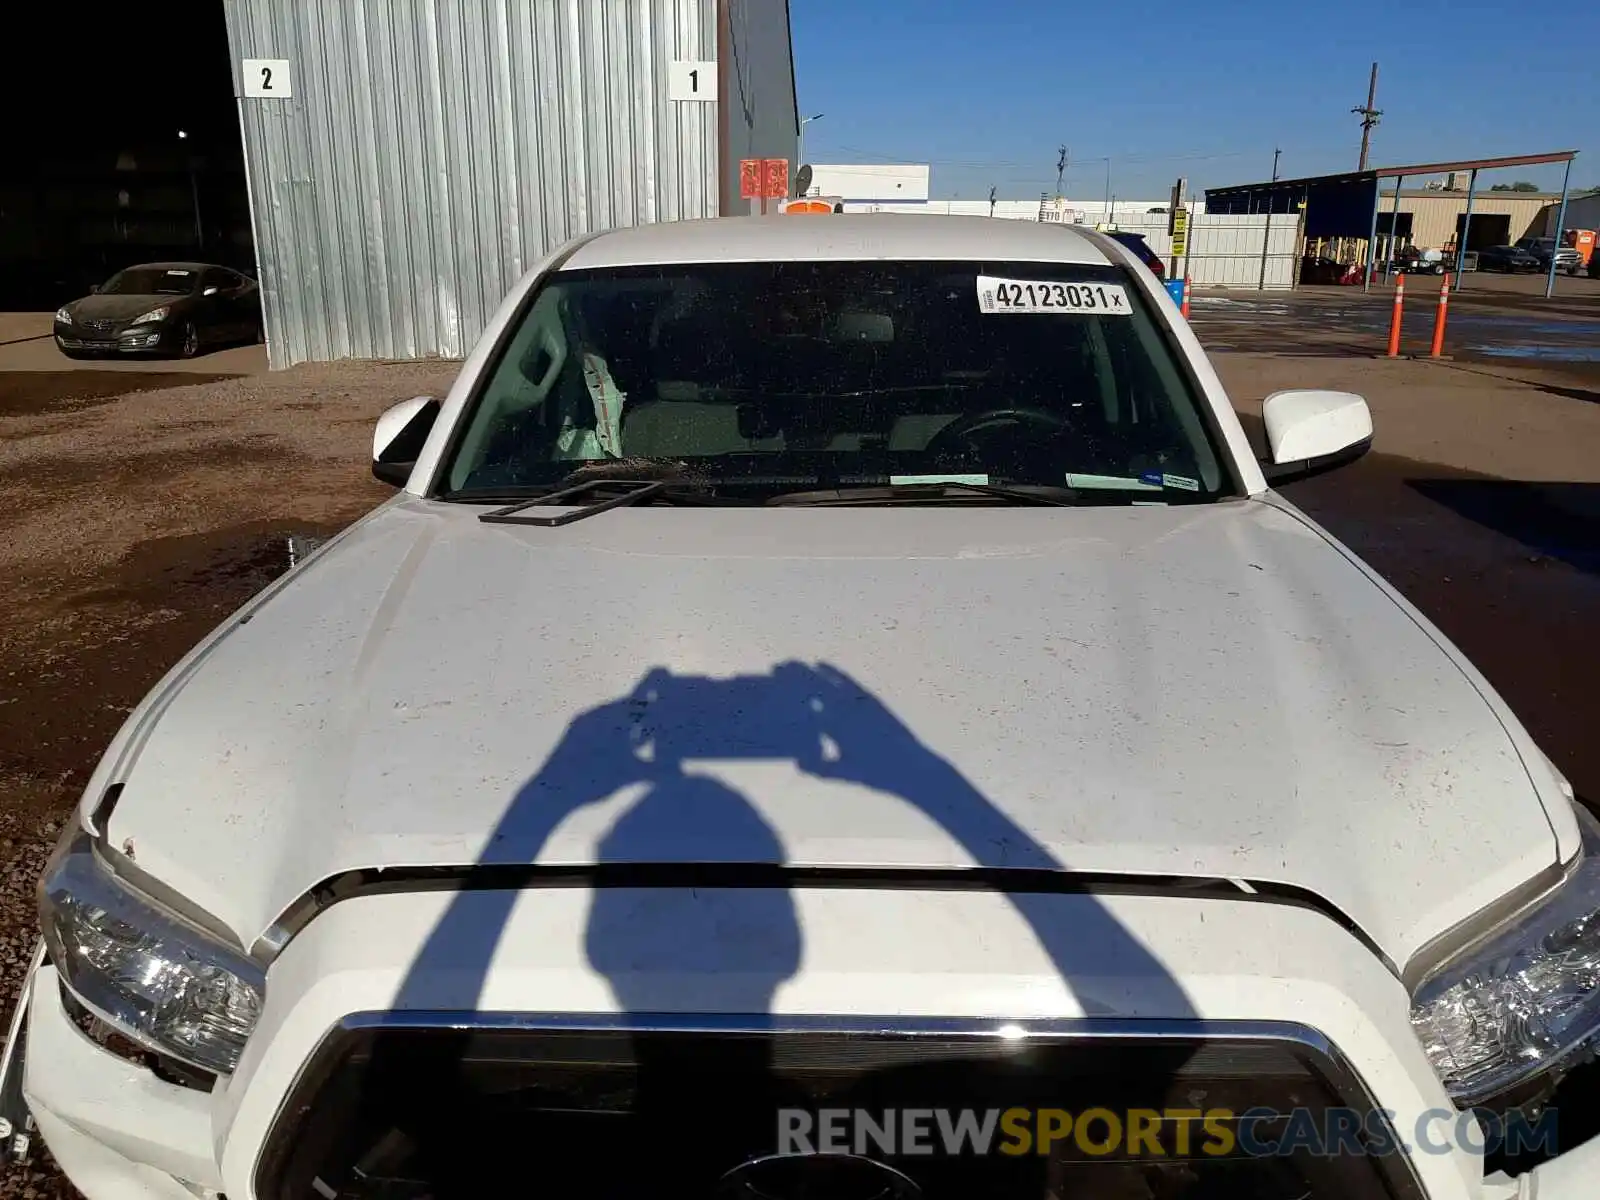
[0,319,1596,1195]
[0,357,463,1197]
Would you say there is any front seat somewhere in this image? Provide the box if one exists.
[622,312,784,457]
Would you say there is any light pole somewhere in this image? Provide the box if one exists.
[178,130,202,249]
[798,113,823,184]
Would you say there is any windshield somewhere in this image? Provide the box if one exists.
[440,259,1232,503]
[99,267,198,296]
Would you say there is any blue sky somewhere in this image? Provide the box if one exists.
[789,0,1599,202]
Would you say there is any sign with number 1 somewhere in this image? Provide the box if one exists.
[740,159,763,200]
[669,61,717,102]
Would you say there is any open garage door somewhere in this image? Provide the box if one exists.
[2,7,253,311]
[1459,213,1511,253]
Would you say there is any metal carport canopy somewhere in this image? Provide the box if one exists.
[1205,150,1579,240]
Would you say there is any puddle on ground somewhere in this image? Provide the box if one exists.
[0,372,243,419]
[75,520,345,609]
[1469,344,1600,363]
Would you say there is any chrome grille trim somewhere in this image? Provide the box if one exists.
[253,1013,1431,1200]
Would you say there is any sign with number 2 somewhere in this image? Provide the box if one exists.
[242,59,292,99]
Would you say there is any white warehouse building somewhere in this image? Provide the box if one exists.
[801,163,1202,224]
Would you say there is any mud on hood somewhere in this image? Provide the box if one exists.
[102,497,1564,968]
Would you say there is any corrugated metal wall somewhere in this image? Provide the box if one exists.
[1173,215,1301,288]
[854,206,1299,289]
[224,0,722,368]
[1543,192,1600,237]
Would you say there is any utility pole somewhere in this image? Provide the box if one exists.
[1055,145,1068,198]
[989,186,997,218]
[1352,62,1381,171]
[1271,148,1282,181]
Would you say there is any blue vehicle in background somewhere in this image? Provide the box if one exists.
[1106,231,1165,278]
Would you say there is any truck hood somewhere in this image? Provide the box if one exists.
[104,496,1561,967]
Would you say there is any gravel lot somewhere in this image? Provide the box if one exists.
[0,335,1595,1196]
[0,358,460,1198]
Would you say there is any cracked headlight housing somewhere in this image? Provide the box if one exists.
[1411,803,1600,1106]
[129,306,170,325]
[38,822,264,1075]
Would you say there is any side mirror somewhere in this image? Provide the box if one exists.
[89,284,102,294]
[1260,389,1373,484]
[372,395,440,487]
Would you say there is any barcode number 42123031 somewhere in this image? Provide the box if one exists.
[976,276,1131,316]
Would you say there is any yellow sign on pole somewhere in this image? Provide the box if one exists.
[1171,207,1189,256]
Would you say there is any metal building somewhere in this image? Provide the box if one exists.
[223,0,797,368]
[1544,190,1600,237]
[1205,150,1580,294]
[1374,187,1563,255]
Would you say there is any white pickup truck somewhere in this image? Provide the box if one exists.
[3,214,1597,1200]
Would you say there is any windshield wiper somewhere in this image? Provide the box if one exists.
[766,481,1083,507]
[475,478,677,527]
[470,463,728,527]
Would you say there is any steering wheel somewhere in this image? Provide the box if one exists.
[923,406,1076,456]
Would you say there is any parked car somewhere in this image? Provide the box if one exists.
[1515,237,1583,275]
[7,215,1598,1200]
[1475,244,1541,273]
[52,262,261,359]
[1106,230,1165,277]
[1590,251,1600,279]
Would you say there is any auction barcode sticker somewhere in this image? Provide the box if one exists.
[976,276,1131,316]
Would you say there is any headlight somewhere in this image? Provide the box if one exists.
[38,822,264,1075]
[54,306,72,324]
[129,306,170,325]
[1411,804,1600,1106]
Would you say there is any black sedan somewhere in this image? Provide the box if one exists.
[1474,245,1540,273]
[54,263,262,359]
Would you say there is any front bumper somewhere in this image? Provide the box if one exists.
[12,961,218,1199]
[9,888,1600,1200]
[54,323,174,354]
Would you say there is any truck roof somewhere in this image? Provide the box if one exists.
[563,213,1117,270]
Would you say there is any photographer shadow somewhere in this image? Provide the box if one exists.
[380,660,1198,1196]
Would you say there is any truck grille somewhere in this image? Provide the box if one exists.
[256,1018,1424,1200]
